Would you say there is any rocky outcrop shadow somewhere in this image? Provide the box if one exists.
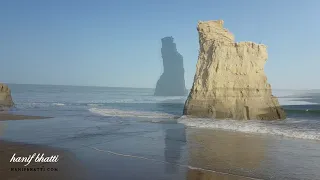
[164,124,186,174]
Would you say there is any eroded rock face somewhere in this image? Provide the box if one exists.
[183,20,286,120]
[154,36,187,96]
[0,83,14,110]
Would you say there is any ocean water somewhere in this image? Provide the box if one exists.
[8,84,320,141]
[1,84,320,180]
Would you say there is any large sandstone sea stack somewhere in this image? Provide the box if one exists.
[0,83,14,110]
[154,36,187,96]
[183,20,286,120]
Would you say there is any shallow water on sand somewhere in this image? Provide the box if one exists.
[1,84,320,180]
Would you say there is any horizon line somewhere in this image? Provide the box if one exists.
[2,82,320,91]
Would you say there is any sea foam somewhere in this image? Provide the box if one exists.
[52,103,65,106]
[89,108,177,119]
[178,116,320,141]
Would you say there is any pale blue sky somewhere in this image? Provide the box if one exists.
[1,0,319,89]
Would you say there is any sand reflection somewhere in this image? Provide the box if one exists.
[186,128,268,180]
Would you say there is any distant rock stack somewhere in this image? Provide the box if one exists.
[154,36,187,96]
[0,83,14,110]
[183,20,286,120]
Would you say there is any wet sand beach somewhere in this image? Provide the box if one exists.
[186,168,258,180]
[0,112,51,121]
[0,140,87,180]
[185,128,320,180]
[0,113,83,180]
[2,116,320,180]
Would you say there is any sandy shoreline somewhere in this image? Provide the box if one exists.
[0,112,86,179]
[0,140,87,180]
[1,109,319,179]
[0,112,52,121]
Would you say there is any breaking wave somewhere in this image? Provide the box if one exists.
[52,103,65,106]
[87,103,104,107]
[178,116,320,141]
[278,98,318,105]
[79,96,187,104]
[14,102,66,109]
[89,108,177,119]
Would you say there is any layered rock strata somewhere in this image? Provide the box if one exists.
[183,20,286,120]
[0,83,14,110]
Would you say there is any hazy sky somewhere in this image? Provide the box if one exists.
[1,0,319,89]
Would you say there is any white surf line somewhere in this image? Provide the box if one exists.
[81,144,263,180]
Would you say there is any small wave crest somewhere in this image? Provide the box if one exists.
[14,102,66,109]
[87,103,103,107]
[52,103,65,106]
[79,96,187,104]
[278,98,318,105]
[178,116,320,141]
[89,108,177,119]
